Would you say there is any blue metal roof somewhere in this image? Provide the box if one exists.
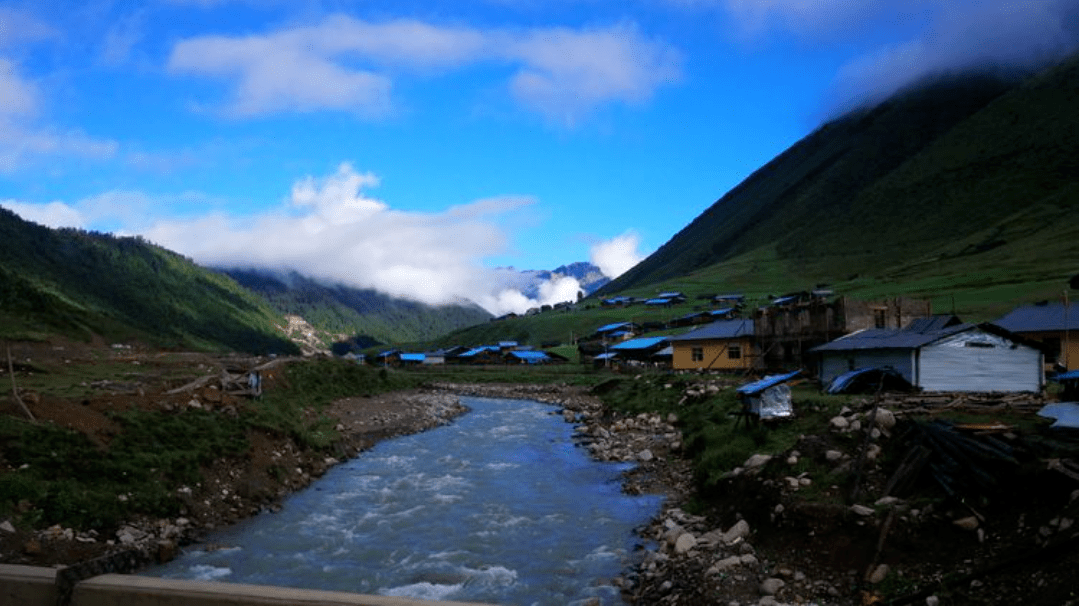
[459,345,499,357]
[508,351,549,362]
[611,336,670,350]
[670,319,754,341]
[1038,402,1079,429]
[400,353,426,362]
[597,321,632,332]
[737,370,801,395]
[995,302,1079,332]
[645,298,672,305]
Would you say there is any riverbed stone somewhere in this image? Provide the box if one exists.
[760,577,785,595]
[712,555,743,571]
[850,504,875,517]
[674,532,697,554]
[722,519,751,544]
[744,454,772,469]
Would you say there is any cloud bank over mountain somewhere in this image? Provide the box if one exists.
[2,162,641,316]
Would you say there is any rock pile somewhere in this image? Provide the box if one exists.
[623,506,854,605]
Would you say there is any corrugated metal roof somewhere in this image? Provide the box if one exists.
[611,336,670,350]
[809,322,978,352]
[597,321,632,332]
[994,302,1079,332]
[400,353,425,362]
[459,345,499,357]
[645,298,672,305]
[508,350,548,361]
[1037,402,1079,429]
[670,319,754,341]
[904,314,963,333]
[737,370,801,395]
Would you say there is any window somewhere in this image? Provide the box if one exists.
[727,343,742,359]
[691,347,704,362]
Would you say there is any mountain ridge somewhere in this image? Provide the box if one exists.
[599,59,1077,300]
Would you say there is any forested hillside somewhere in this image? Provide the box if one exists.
[221,269,492,348]
[0,208,297,354]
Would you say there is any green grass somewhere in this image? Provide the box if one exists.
[0,358,429,531]
[593,375,859,493]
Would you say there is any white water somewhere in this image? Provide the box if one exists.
[144,396,663,605]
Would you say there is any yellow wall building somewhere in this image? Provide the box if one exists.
[670,319,757,371]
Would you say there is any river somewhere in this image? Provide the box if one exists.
[143,396,664,605]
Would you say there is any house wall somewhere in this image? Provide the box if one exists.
[819,349,915,385]
[917,330,1043,392]
[842,297,933,331]
[672,337,755,371]
[1014,329,1079,370]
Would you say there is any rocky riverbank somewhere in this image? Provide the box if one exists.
[3,375,1077,605]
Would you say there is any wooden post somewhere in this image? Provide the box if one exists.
[6,344,36,422]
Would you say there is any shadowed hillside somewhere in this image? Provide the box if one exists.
[599,59,1078,304]
[221,268,492,348]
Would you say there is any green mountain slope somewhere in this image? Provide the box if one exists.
[0,208,298,354]
[598,59,1078,317]
[220,269,492,347]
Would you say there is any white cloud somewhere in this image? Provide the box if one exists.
[166,15,681,124]
[0,58,39,118]
[0,120,119,173]
[827,0,1079,112]
[589,230,645,279]
[113,163,545,313]
[1,199,85,228]
[719,0,884,42]
[0,58,118,173]
[0,7,57,49]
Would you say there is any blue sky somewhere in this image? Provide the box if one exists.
[1,1,1076,314]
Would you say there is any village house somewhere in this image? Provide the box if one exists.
[593,321,641,342]
[607,336,672,368]
[753,295,933,371]
[670,307,737,328]
[994,301,1078,371]
[505,350,551,365]
[669,319,757,371]
[809,315,1044,393]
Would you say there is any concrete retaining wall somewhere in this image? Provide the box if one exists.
[0,565,469,605]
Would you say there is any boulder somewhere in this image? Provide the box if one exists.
[722,519,751,544]
[873,408,897,430]
[953,516,980,531]
[850,504,875,517]
[744,454,772,469]
[759,578,785,595]
[674,532,697,554]
[868,564,889,584]
[711,555,743,571]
